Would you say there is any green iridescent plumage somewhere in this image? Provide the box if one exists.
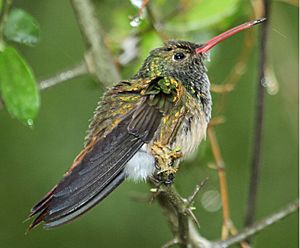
[29,40,212,230]
[28,19,265,231]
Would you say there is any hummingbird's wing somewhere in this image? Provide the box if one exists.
[29,80,163,229]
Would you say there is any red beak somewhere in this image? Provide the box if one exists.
[196,18,266,54]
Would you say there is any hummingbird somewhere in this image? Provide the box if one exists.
[29,19,265,229]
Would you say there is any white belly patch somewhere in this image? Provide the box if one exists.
[124,144,155,182]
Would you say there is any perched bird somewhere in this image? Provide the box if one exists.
[29,19,265,229]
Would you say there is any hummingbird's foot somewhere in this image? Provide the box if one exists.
[151,142,182,185]
[155,171,175,185]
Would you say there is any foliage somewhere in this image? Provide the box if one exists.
[0,4,40,126]
[0,46,39,125]
[4,8,40,46]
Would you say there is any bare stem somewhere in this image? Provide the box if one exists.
[207,127,250,248]
[207,128,230,235]
[0,61,88,110]
[214,199,299,248]
[146,4,169,40]
[71,0,120,87]
[187,178,208,206]
[245,0,271,231]
[39,61,87,90]
[137,0,150,17]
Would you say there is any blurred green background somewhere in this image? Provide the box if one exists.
[0,0,298,247]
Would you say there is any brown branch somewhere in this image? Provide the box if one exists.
[214,199,299,248]
[207,127,249,248]
[71,0,120,87]
[244,0,271,231]
[207,128,230,237]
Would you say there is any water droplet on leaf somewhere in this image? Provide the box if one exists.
[26,119,34,128]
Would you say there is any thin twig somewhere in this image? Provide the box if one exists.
[207,127,250,248]
[207,128,230,235]
[187,177,208,207]
[146,4,169,40]
[137,0,150,17]
[0,61,89,110]
[135,1,186,38]
[245,0,271,231]
[39,61,87,90]
[71,0,120,87]
[214,199,299,248]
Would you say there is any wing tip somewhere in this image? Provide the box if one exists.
[28,187,56,231]
[28,209,48,230]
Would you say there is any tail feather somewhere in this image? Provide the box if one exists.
[30,187,56,217]
[44,171,125,229]
[29,171,125,229]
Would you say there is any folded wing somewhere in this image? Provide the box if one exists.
[29,98,162,229]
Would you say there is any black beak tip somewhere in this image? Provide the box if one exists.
[253,17,267,25]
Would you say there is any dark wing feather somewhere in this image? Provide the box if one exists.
[29,98,162,229]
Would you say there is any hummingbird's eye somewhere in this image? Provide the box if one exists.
[173,52,186,61]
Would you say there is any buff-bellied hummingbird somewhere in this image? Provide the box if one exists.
[29,18,265,229]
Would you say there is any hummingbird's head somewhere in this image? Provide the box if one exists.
[143,40,207,80]
[136,40,206,82]
[134,18,266,121]
[136,18,266,82]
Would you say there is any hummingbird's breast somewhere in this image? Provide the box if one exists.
[172,102,208,157]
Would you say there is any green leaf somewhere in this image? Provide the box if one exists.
[4,8,40,46]
[165,0,241,33]
[0,46,40,126]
